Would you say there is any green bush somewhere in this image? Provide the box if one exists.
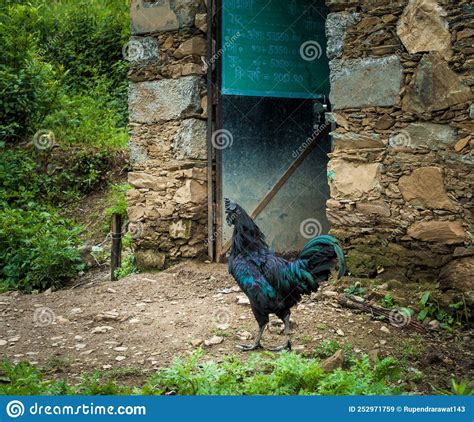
[0,3,60,141]
[0,148,41,208]
[0,147,113,208]
[0,0,129,145]
[0,208,84,292]
[0,0,129,291]
[43,80,128,149]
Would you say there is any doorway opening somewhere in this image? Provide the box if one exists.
[208,0,331,261]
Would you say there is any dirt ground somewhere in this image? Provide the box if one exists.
[0,261,472,393]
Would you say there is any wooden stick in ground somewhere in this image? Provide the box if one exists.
[337,294,428,334]
[110,213,122,281]
[219,124,331,260]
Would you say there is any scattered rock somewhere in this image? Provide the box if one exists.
[115,356,126,362]
[380,326,390,334]
[428,320,440,330]
[135,250,166,271]
[237,295,250,305]
[216,323,230,330]
[368,349,379,362]
[56,316,70,324]
[336,328,345,336]
[191,339,203,347]
[75,343,87,350]
[323,290,339,298]
[94,311,120,321]
[204,336,224,346]
[320,349,345,372]
[114,346,128,352]
[91,326,114,334]
[238,331,253,341]
[0,340,7,346]
[217,288,233,294]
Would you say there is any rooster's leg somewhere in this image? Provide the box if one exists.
[237,324,265,351]
[270,314,292,352]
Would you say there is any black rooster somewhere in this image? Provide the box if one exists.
[225,198,346,351]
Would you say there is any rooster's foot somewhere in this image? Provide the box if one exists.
[237,343,262,351]
[269,340,292,352]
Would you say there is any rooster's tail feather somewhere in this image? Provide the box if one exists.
[299,234,346,279]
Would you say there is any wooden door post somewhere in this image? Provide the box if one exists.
[111,213,122,281]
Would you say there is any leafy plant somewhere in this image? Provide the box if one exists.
[344,285,365,297]
[314,340,340,359]
[448,299,470,325]
[450,378,472,395]
[379,294,396,309]
[0,208,84,292]
[104,183,131,233]
[431,377,473,396]
[114,254,138,280]
[417,292,458,328]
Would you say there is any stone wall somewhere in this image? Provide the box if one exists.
[127,0,209,269]
[325,0,473,297]
[127,0,473,299]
